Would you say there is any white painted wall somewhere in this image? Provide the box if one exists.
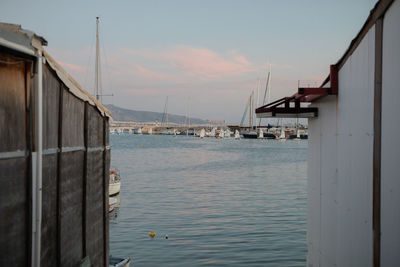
[307,24,376,266]
[381,1,400,266]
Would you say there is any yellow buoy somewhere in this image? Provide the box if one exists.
[149,230,156,238]
[140,144,143,147]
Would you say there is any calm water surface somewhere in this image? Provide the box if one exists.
[109,135,307,266]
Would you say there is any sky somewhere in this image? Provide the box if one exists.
[1,0,378,123]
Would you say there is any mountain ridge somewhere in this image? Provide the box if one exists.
[105,104,209,124]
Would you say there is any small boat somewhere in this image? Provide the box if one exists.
[279,128,286,141]
[234,129,240,139]
[148,128,153,135]
[263,132,276,139]
[208,127,216,137]
[258,128,263,139]
[218,128,224,138]
[109,169,121,196]
[109,256,131,267]
[136,127,142,135]
[225,129,231,137]
[242,131,258,139]
[199,128,205,138]
[109,197,117,212]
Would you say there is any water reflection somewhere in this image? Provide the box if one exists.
[110,193,121,220]
[109,135,308,267]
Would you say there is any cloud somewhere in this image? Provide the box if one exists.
[57,60,87,73]
[162,46,256,79]
[123,46,258,80]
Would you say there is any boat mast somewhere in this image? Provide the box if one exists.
[161,96,169,127]
[249,91,254,129]
[259,65,271,127]
[95,17,101,102]
[166,96,168,127]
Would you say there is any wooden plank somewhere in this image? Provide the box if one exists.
[0,53,28,152]
[26,60,33,267]
[87,104,104,148]
[40,154,58,267]
[59,151,84,267]
[56,84,64,267]
[0,158,28,266]
[373,17,383,267]
[103,118,110,266]
[86,151,105,266]
[61,90,84,148]
[42,65,60,150]
[82,103,88,258]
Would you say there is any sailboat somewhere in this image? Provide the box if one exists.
[234,129,240,139]
[94,17,123,194]
[199,128,206,138]
[225,129,231,138]
[208,127,216,137]
[279,127,286,141]
[241,90,258,139]
[218,128,225,138]
[94,17,130,267]
[258,128,263,139]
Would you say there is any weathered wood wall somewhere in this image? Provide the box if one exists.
[0,50,110,267]
[0,52,31,267]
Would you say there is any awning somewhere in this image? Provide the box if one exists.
[256,65,338,118]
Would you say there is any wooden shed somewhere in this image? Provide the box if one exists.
[0,23,112,267]
[256,0,400,266]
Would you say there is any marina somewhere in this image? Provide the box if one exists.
[1,0,399,266]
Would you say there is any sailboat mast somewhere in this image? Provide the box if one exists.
[95,17,100,101]
[166,96,168,127]
[267,64,271,104]
[249,91,254,128]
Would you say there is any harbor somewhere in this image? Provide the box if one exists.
[109,134,307,266]
[1,0,400,266]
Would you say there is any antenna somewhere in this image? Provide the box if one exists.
[95,17,100,101]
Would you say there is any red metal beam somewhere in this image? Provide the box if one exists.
[298,87,331,95]
[330,64,338,94]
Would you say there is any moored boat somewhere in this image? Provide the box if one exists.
[109,169,121,196]
[109,257,131,267]
[109,197,118,212]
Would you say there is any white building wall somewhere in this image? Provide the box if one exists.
[307,25,375,267]
[308,95,338,267]
[381,1,400,266]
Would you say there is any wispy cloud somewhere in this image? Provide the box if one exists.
[57,60,87,73]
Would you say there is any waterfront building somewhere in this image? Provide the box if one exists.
[0,23,111,266]
[256,0,400,266]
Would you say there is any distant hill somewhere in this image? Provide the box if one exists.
[105,104,209,124]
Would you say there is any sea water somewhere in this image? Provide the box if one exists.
[109,134,307,266]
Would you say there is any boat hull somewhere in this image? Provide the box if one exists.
[242,133,258,139]
[109,181,121,196]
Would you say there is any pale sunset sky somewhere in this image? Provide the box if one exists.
[1,0,377,123]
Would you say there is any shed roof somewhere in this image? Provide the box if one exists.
[256,0,394,118]
[0,22,111,118]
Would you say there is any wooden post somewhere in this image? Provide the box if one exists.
[82,103,88,257]
[56,85,64,267]
[103,117,109,266]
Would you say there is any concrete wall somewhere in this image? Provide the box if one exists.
[307,24,376,267]
[381,1,400,266]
